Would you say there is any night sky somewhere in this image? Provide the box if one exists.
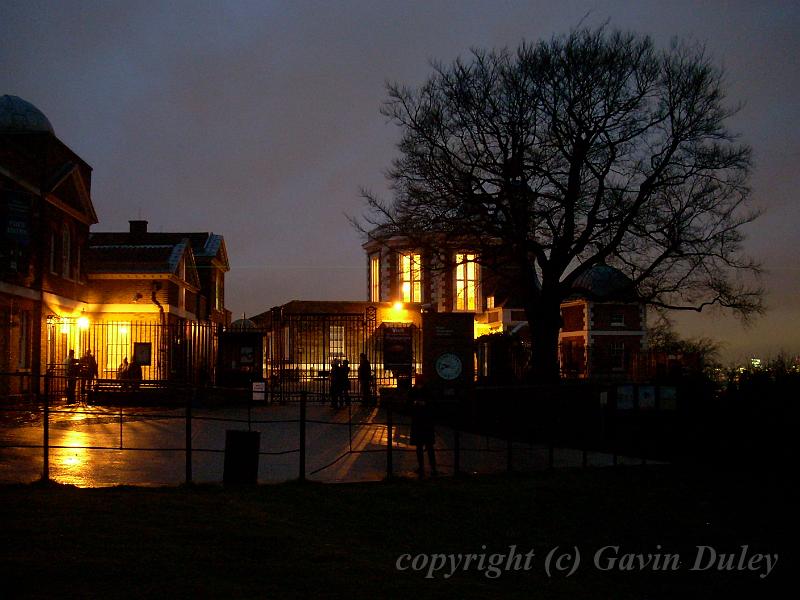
[2,1,798,364]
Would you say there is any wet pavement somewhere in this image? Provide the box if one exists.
[0,401,646,487]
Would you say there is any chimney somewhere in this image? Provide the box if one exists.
[129,220,148,234]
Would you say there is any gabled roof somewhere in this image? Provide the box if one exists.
[86,237,200,289]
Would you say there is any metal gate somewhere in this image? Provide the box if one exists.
[264,306,421,399]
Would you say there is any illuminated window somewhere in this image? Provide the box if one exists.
[329,325,345,361]
[399,252,421,303]
[370,255,380,302]
[455,253,478,311]
[486,295,495,310]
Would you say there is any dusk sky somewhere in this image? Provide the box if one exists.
[2,0,798,364]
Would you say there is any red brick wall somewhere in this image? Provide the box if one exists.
[591,303,642,330]
[86,279,169,306]
[561,304,585,331]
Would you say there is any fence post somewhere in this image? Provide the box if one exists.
[386,405,393,479]
[348,401,352,453]
[42,371,50,482]
[299,391,306,481]
[453,424,461,477]
[185,386,193,485]
[507,396,514,473]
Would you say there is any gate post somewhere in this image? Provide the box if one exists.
[42,371,50,482]
[185,385,194,484]
[386,406,393,479]
[299,391,306,481]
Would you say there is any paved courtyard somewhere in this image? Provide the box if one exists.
[0,401,644,487]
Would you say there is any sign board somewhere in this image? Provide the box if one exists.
[252,381,266,402]
[638,385,656,409]
[133,342,152,366]
[383,325,413,371]
[0,191,32,275]
[659,386,677,410]
[616,385,635,410]
[422,312,474,387]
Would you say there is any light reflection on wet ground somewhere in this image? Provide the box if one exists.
[0,403,645,487]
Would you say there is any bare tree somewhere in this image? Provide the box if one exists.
[360,27,762,382]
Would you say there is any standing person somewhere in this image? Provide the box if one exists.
[358,353,372,405]
[117,357,129,390]
[117,357,129,378]
[409,384,437,478]
[128,358,142,392]
[329,359,341,408]
[341,359,351,406]
[79,350,99,404]
[64,350,78,404]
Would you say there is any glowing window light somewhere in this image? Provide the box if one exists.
[455,253,478,311]
[60,322,70,334]
[399,252,421,303]
[118,325,128,336]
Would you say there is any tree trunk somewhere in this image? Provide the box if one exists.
[526,298,562,384]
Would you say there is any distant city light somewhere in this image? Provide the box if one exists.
[750,357,762,369]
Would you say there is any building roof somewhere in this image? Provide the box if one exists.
[0,95,55,134]
[89,231,228,268]
[569,264,637,301]
[251,300,378,324]
[86,244,178,274]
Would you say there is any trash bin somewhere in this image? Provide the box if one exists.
[223,430,260,485]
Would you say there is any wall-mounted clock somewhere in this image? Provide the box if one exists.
[435,352,462,380]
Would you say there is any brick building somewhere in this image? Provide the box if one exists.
[1,95,231,392]
[364,230,646,380]
[0,95,98,396]
[558,265,647,379]
[363,233,527,338]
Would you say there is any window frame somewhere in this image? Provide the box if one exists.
[399,252,422,303]
[454,252,479,311]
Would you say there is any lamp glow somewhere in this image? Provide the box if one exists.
[77,316,90,330]
[393,302,404,311]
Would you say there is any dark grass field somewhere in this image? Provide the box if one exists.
[0,465,791,599]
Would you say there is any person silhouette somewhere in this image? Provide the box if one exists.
[358,353,372,405]
[64,350,78,404]
[409,384,437,478]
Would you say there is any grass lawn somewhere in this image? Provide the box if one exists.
[0,465,789,599]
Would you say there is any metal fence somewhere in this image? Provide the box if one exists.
[259,308,422,396]
[3,369,793,487]
[45,319,217,384]
[1,371,701,487]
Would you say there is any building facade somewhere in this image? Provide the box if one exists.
[1,95,231,395]
[0,95,98,397]
[364,232,647,380]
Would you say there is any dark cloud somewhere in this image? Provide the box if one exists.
[2,0,798,362]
